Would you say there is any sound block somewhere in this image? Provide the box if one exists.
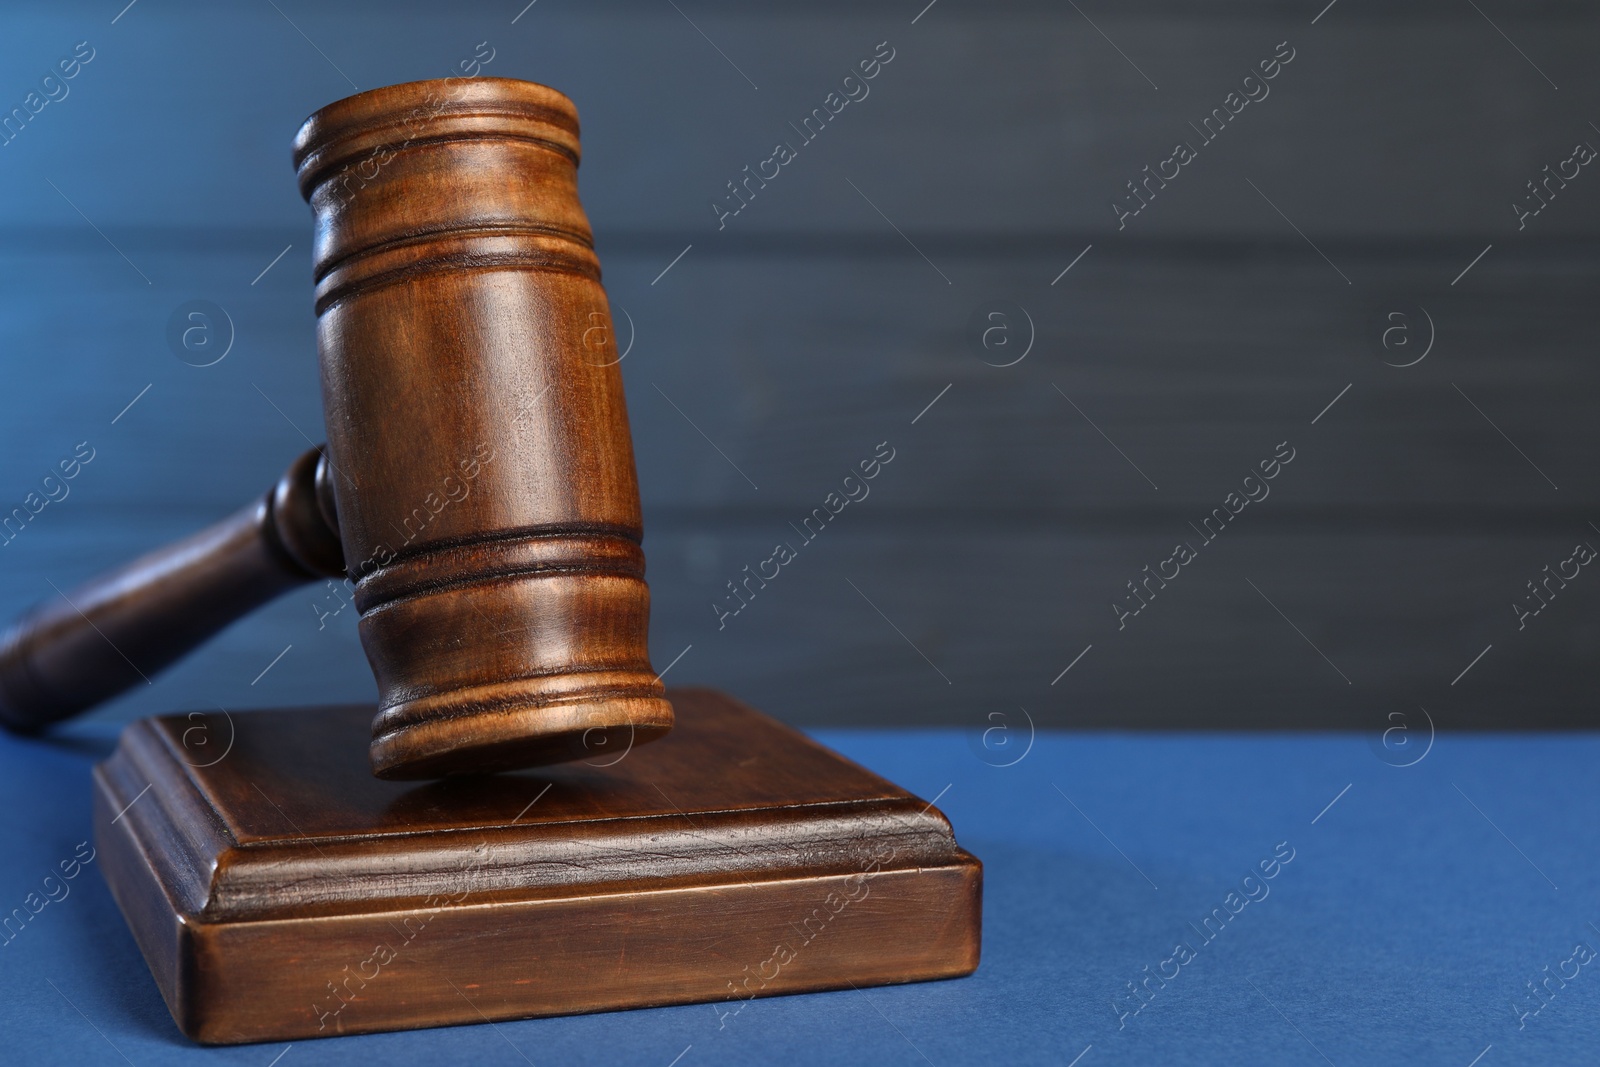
[93,687,981,1044]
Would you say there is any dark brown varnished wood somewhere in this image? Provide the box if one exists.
[2,78,672,778]
[0,447,343,733]
[295,78,671,778]
[93,687,982,1045]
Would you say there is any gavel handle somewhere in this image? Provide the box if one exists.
[0,447,345,734]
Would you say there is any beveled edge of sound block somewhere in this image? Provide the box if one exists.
[93,688,981,1044]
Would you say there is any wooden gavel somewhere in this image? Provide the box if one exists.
[0,78,674,778]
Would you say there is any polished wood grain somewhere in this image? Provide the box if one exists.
[1,77,675,776]
[295,78,672,778]
[0,447,343,733]
[92,687,982,1044]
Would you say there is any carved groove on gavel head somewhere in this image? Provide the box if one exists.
[294,77,673,779]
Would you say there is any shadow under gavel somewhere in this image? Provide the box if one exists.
[0,446,345,736]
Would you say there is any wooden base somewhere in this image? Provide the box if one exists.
[93,687,981,1045]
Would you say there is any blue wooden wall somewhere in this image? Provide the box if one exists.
[1,1,1596,733]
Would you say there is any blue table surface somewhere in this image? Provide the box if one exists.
[3,721,1598,1067]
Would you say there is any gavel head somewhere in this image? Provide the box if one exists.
[293,78,672,779]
